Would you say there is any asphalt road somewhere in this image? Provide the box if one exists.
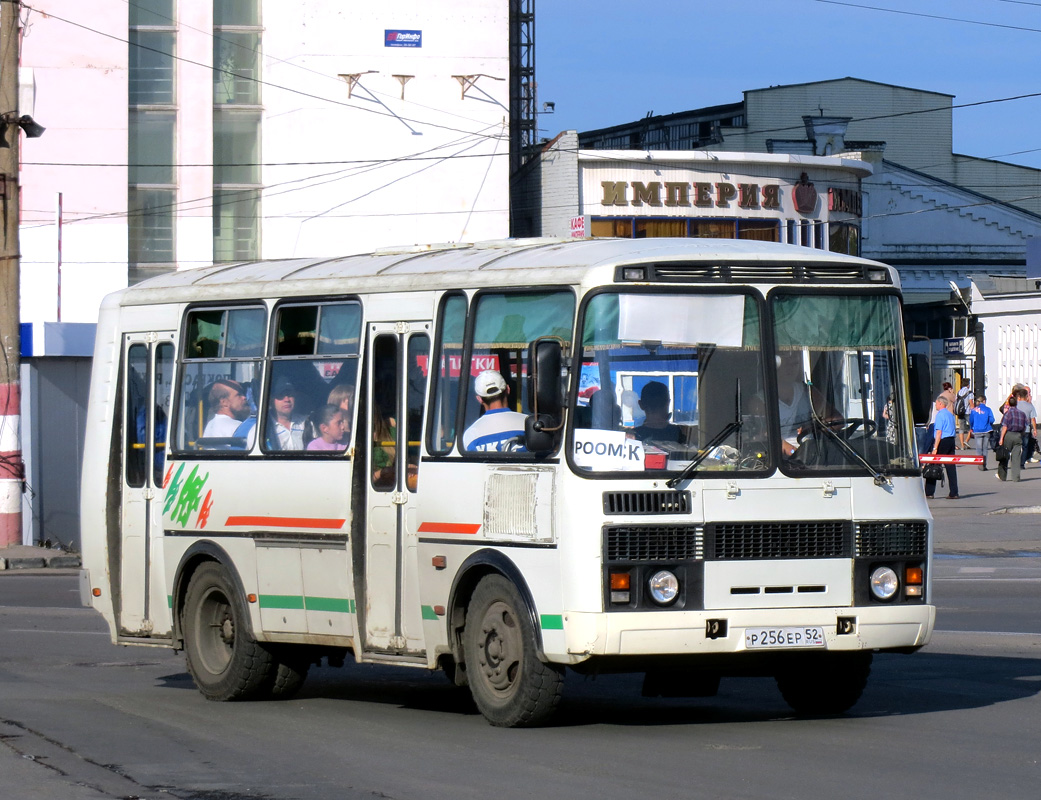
[1,566,1038,800]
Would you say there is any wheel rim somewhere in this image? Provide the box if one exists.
[475,600,523,698]
[193,585,235,677]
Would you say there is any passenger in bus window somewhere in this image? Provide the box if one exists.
[269,379,306,450]
[305,404,348,452]
[372,404,397,484]
[203,379,250,437]
[631,381,683,445]
[462,370,527,452]
[327,384,354,437]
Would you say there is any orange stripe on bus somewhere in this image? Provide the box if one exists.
[417,522,481,535]
[224,516,346,529]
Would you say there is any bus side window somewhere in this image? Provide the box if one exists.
[263,301,361,454]
[175,306,265,453]
[406,333,430,490]
[428,293,467,454]
[460,290,575,454]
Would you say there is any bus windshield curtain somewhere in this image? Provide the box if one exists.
[582,293,760,349]
[773,295,900,351]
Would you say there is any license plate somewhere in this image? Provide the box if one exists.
[744,626,826,650]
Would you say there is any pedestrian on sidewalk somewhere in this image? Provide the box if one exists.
[925,396,959,499]
[969,394,995,470]
[998,395,1028,482]
[955,383,973,449]
[1014,386,1037,470]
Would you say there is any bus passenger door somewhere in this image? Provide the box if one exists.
[118,333,175,637]
[363,323,431,654]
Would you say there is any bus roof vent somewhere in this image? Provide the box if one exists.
[636,262,888,284]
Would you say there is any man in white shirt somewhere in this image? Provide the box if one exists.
[269,379,306,450]
[203,379,250,438]
[462,370,527,452]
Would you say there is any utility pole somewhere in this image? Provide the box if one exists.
[0,0,22,547]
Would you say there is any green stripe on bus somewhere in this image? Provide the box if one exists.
[305,597,352,613]
[421,605,438,620]
[167,595,173,608]
[540,614,564,630]
[259,594,306,610]
[257,595,356,613]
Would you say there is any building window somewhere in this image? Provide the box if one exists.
[737,219,780,242]
[129,188,175,264]
[829,222,860,256]
[129,110,175,185]
[214,31,261,105]
[214,1,262,263]
[130,2,177,280]
[129,30,176,106]
[214,189,260,262]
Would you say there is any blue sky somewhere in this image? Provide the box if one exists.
[536,0,1041,169]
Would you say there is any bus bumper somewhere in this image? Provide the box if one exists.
[547,604,935,664]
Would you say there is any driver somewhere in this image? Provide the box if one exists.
[776,355,813,456]
[632,381,684,445]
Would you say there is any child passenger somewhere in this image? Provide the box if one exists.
[306,404,348,451]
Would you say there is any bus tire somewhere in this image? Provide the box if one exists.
[463,574,563,727]
[182,561,274,701]
[264,650,310,700]
[776,651,872,716]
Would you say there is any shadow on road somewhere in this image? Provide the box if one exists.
[154,649,1041,727]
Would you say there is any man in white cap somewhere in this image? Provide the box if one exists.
[462,369,527,452]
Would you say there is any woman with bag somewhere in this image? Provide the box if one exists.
[998,395,1028,482]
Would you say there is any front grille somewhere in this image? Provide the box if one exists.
[855,521,929,557]
[603,490,691,515]
[605,525,703,562]
[707,520,851,560]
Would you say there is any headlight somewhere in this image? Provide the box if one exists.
[869,566,899,600]
[648,570,679,605]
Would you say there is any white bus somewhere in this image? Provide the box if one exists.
[80,237,934,727]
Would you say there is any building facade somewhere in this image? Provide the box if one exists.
[567,78,1041,395]
[15,0,522,548]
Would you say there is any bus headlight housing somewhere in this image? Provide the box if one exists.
[869,566,899,600]
[648,570,680,605]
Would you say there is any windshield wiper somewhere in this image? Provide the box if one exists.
[805,404,890,487]
[666,420,741,488]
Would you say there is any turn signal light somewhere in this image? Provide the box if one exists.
[609,571,631,604]
[610,573,631,591]
[247,593,258,603]
[92,587,101,597]
[905,567,924,585]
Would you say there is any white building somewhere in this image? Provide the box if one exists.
[15,0,520,548]
[19,0,513,326]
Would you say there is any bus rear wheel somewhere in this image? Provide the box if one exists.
[775,651,872,715]
[464,575,563,727]
[182,561,276,701]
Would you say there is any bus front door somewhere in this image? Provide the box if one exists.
[362,323,431,655]
[118,333,175,638]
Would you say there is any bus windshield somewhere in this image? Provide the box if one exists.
[572,291,772,474]
[773,292,915,475]
[571,289,915,476]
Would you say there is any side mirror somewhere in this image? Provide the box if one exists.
[525,337,564,453]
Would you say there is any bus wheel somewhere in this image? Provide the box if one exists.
[463,575,563,727]
[182,562,274,701]
[776,652,872,716]
[264,649,310,700]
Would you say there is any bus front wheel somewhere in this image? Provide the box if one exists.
[463,575,563,727]
[776,651,872,715]
[182,561,275,701]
